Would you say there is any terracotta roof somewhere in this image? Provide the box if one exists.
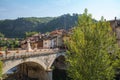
[50,29,66,35]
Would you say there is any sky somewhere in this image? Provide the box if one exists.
[0,0,120,20]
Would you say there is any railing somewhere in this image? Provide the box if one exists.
[0,48,66,61]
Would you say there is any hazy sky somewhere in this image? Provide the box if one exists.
[0,0,120,20]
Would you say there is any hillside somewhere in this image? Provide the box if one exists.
[0,14,79,38]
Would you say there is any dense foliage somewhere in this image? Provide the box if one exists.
[25,31,39,37]
[0,14,79,38]
[0,38,19,50]
[0,33,4,38]
[0,61,2,78]
[66,9,120,80]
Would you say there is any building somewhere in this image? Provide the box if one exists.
[20,29,68,49]
[109,17,120,47]
[50,29,66,48]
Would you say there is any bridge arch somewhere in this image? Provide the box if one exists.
[3,58,47,74]
[2,51,66,80]
[4,61,49,80]
[52,54,66,69]
[56,53,65,59]
[47,52,66,69]
[52,54,67,80]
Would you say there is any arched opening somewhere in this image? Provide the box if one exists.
[4,62,48,80]
[51,55,67,80]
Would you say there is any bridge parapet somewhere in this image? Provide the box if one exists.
[0,48,64,61]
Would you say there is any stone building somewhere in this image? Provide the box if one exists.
[20,29,67,49]
[109,17,120,47]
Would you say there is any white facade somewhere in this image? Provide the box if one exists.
[43,39,51,48]
[43,34,64,49]
[56,35,63,47]
[50,38,57,48]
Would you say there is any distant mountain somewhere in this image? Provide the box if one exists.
[0,14,79,38]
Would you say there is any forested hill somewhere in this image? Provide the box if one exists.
[0,14,79,38]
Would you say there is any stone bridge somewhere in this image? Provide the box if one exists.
[0,48,66,80]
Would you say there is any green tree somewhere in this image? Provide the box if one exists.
[0,61,2,78]
[0,33,4,38]
[66,9,120,80]
[25,31,39,38]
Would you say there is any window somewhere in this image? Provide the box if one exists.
[44,42,47,45]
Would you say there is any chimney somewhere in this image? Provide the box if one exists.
[104,19,106,21]
[115,17,117,21]
[115,17,117,27]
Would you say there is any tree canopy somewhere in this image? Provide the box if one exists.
[0,61,2,78]
[0,33,4,38]
[25,31,39,38]
[66,9,120,80]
